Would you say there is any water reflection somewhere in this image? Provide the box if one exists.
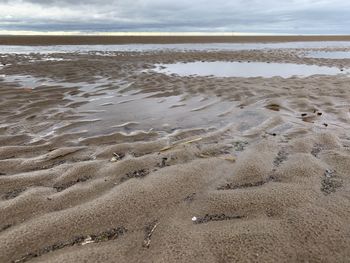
[306,51,350,59]
[1,41,350,54]
[154,61,349,78]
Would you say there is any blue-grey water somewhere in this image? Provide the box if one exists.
[154,61,349,78]
[1,41,350,54]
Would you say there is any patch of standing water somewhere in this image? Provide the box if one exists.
[154,61,350,78]
[75,91,269,136]
[1,73,269,137]
[0,74,126,93]
[1,42,350,54]
[1,75,51,87]
[306,51,350,59]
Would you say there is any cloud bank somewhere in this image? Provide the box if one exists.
[0,0,349,34]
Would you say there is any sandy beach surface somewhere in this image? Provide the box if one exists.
[1,37,350,262]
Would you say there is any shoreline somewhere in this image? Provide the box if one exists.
[1,35,350,46]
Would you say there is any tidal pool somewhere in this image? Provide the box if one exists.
[1,41,350,54]
[306,51,350,59]
[154,61,349,78]
[0,73,268,137]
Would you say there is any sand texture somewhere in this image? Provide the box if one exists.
[1,43,350,262]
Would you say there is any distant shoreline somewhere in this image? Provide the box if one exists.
[1,35,350,45]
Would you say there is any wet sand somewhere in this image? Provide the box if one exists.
[1,44,350,262]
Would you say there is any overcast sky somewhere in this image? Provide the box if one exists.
[0,0,349,34]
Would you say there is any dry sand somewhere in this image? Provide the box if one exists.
[1,40,350,262]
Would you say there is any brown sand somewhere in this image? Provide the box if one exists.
[1,35,350,45]
[1,44,350,262]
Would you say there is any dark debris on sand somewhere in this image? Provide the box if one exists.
[232,141,248,152]
[2,188,26,200]
[157,157,170,168]
[311,143,324,157]
[13,226,127,263]
[143,221,159,248]
[321,169,343,195]
[0,224,12,232]
[184,192,196,203]
[53,175,92,192]
[193,214,244,224]
[111,152,125,161]
[218,181,266,190]
[217,176,276,191]
[265,103,280,111]
[121,169,149,182]
[273,149,289,167]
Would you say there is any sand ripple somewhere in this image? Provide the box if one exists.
[1,47,350,262]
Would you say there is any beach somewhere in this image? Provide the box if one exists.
[0,37,350,262]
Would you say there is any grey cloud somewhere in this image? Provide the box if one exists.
[0,0,349,34]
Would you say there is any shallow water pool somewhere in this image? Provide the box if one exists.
[1,41,350,54]
[154,61,349,78]
[306,51,350,59]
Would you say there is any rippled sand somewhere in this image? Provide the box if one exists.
[1,45,350,262]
